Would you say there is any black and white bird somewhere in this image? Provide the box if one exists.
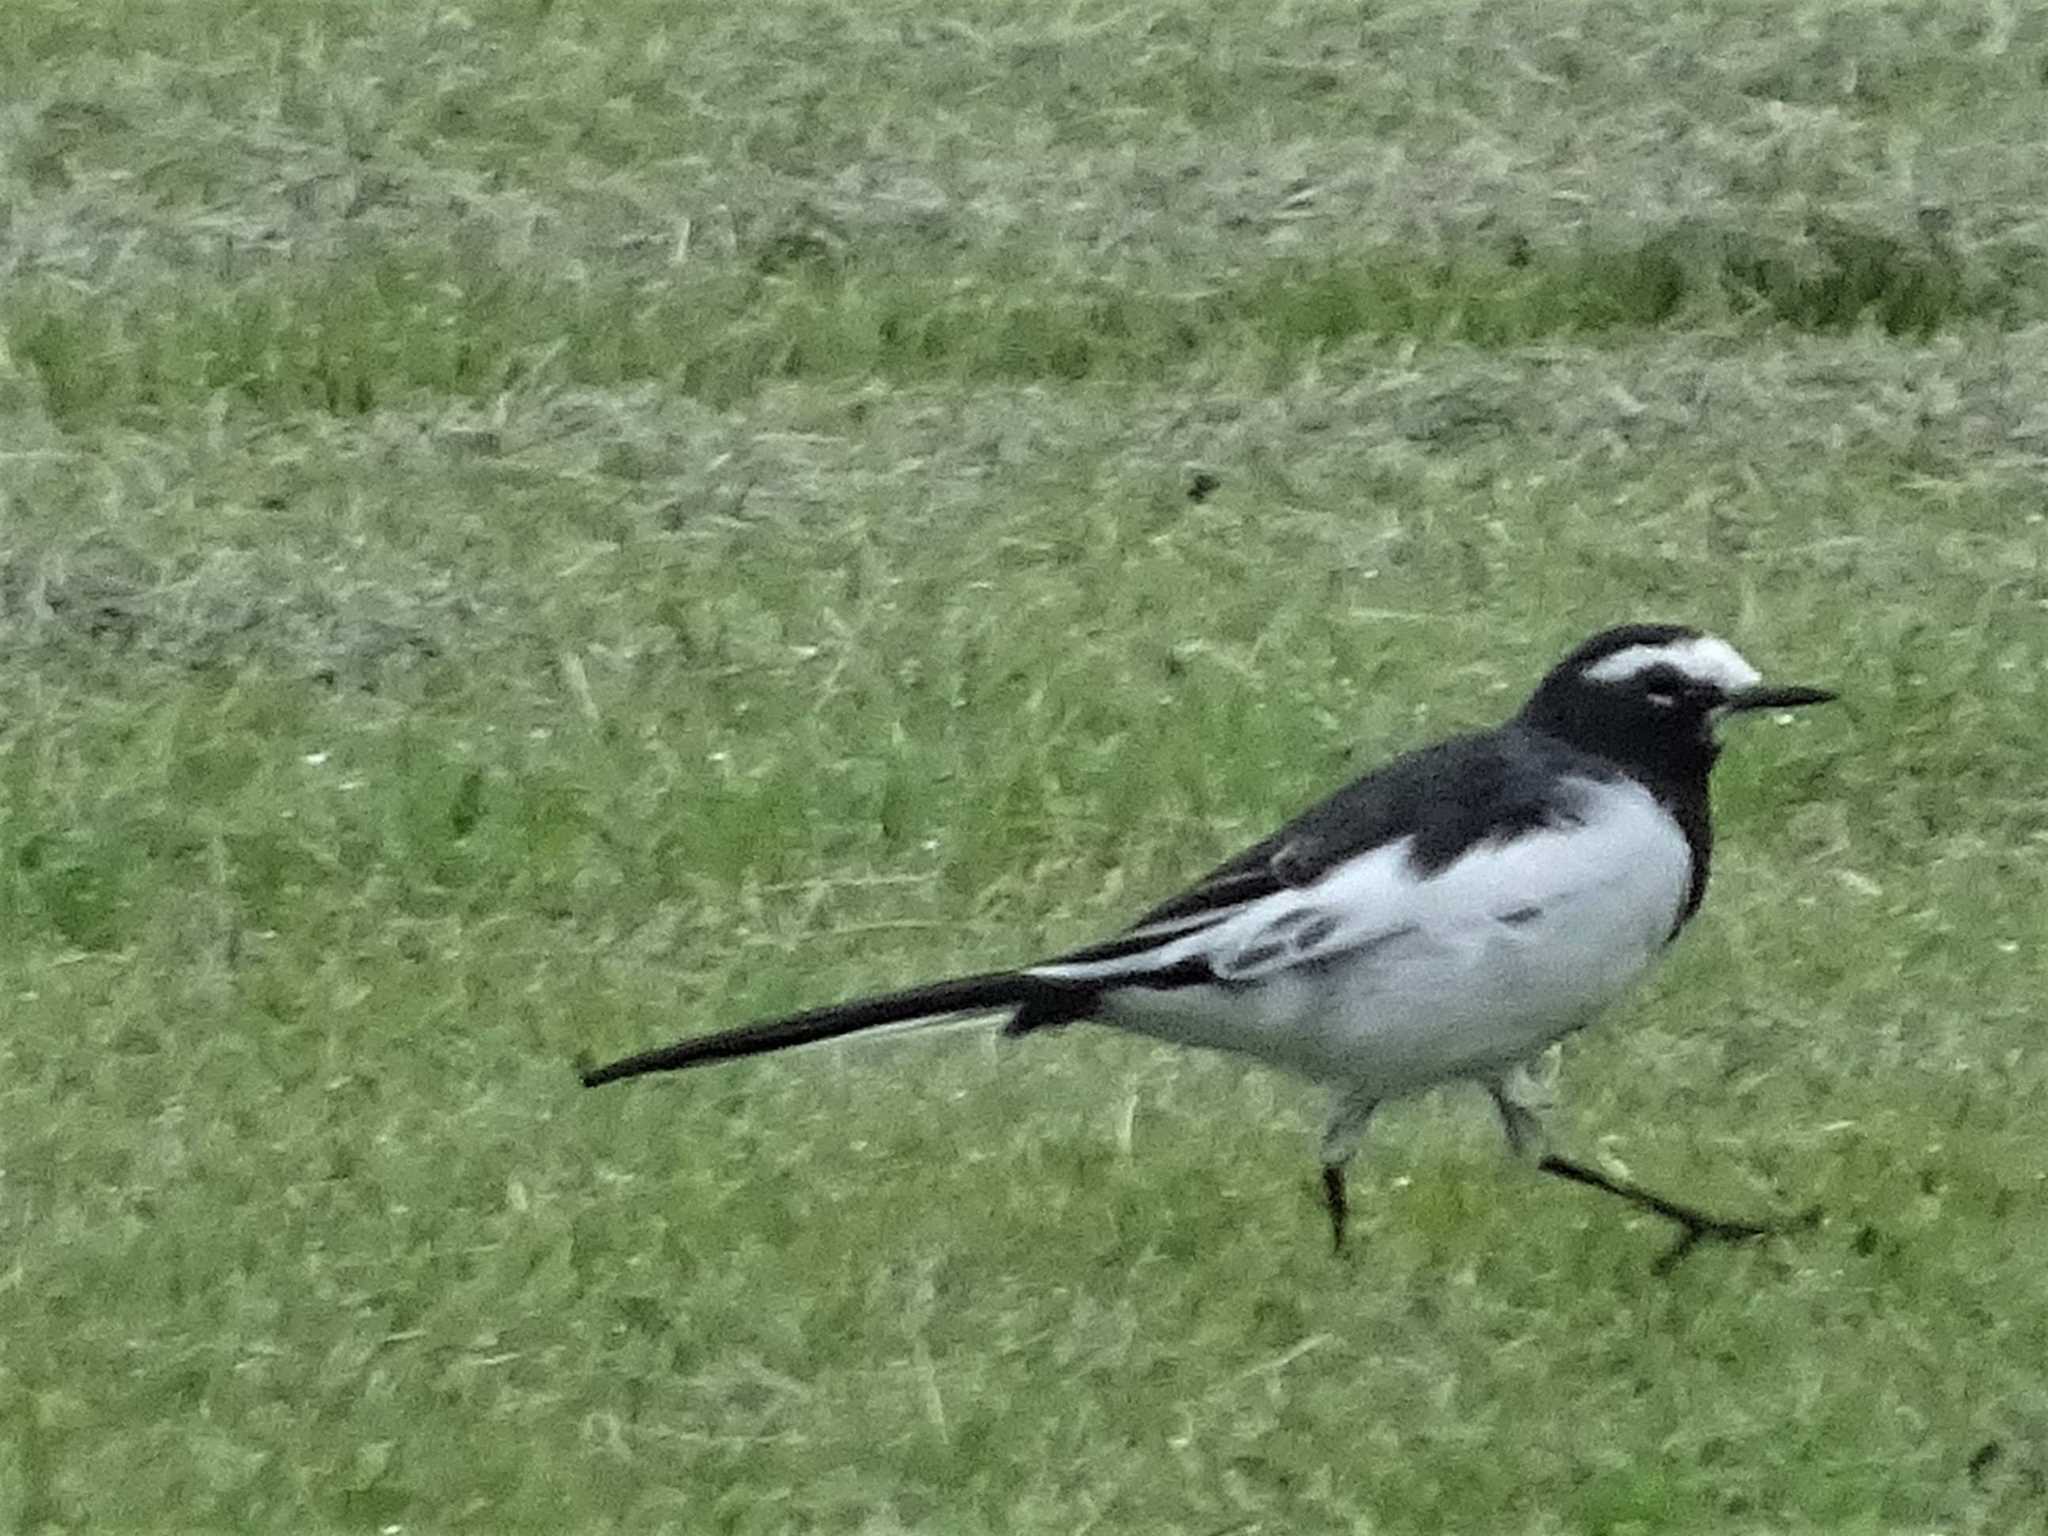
[581,623,1836,1267]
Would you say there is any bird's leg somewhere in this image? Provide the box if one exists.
[1487,1083,1814,1273]
[1318,1090,1378,1254]
[1488,1071,1552,1161]
[1321,1165,1348,1253]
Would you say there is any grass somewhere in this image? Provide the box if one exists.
[3,0,2048,1529]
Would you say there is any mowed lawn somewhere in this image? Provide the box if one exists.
[4,0,2047,1528]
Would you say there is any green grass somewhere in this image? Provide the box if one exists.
[4,0,2048,1529]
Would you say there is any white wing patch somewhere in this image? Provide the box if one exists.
[1206,883,1417,983]
[1029,776,1689,991]
[1582,634,1761,692]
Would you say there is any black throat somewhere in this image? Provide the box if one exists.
[1514,687,1720,932]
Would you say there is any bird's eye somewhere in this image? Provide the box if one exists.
[1646,690,1677,708]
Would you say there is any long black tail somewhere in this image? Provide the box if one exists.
[579,971,1085,1087]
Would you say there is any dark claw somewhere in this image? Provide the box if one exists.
[1651,1228,1704,1276]
[1650,1206,1822,1276]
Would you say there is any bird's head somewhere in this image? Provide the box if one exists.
[1518,623,1836,770]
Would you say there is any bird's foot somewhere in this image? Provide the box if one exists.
[1651,1203,1822,1275]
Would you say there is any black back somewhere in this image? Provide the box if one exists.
[1121,726,1626,935]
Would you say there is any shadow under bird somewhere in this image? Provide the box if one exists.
[581,623,1837,1269]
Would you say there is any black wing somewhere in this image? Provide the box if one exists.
[1052,724,1612,963]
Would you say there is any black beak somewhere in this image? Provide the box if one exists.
[1725,683,1838,713]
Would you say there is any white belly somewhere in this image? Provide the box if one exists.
[1095,778,1690,1097]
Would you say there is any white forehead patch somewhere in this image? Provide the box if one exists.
[1582,635,1762,692]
